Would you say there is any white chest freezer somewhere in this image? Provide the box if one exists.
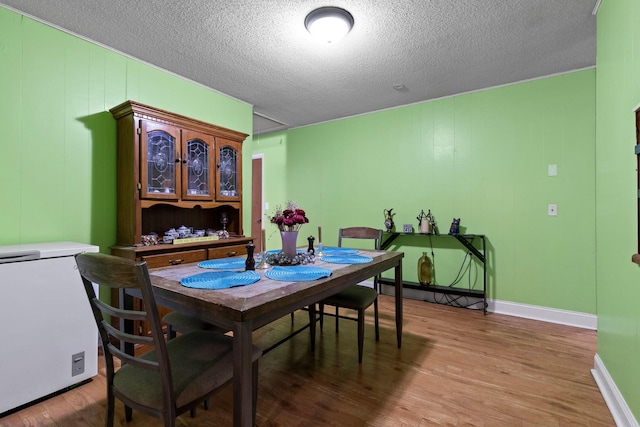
[0,241,99,414]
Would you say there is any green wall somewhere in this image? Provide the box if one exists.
[256,70,597,314]
[0,8,253,255]
[595,0,640,420]
[4,2,638,421]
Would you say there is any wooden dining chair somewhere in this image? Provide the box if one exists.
[75,252,261,427]
[161,310,229,417]
[318,227,382,363]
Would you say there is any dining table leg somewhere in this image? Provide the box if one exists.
[233,319,255,427]
[395,260,403,348]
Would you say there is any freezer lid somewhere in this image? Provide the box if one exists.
[0,241,99,259]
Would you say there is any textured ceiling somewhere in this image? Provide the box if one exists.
[1,1,597,135]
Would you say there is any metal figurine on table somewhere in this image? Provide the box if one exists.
[255,229,268,269]
[307,235,315,254]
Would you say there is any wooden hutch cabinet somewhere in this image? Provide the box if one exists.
[109,101,251,334]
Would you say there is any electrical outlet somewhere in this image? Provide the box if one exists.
[548,204,558,216]
[72,351,85,376]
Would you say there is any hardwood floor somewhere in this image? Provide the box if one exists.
[0,296,614,426]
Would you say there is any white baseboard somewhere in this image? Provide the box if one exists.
[380,284,597,330]
[592,354,639,427]
[489,299,597,330]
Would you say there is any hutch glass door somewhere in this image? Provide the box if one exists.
[182,131,214,201]
[141,121,180,200]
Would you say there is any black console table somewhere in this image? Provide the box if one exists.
[379,232,487,314]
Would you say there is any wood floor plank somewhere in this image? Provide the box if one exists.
[0,296,614,426]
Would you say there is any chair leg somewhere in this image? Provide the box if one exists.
[374,298,380,341]
[166,324,176,340]
[290,312,295,323]
[308,303,316,351]
[190,407,197,417]
[125,405,133,422]
[106,389,115,427]
[319,303,325,331]
[357,308,365,363]
[252,360,259,427]
[335,307,340,333]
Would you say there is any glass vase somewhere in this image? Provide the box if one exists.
[417,252,432,285]
[280,231,299,259]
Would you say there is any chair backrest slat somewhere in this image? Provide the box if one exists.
[94,297,149,322]
[106,342,160,370]
[101,319,155,348]
[338,227,383,250]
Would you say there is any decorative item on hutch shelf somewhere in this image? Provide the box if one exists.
[383,208,395,232]
[141,233,159,246]
[220,211,228,231]
[403,224,413,233]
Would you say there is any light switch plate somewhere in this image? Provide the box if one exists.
[548,204,558,216]
[548,164,558,176]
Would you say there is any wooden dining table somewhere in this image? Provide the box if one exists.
[143,249,404,427]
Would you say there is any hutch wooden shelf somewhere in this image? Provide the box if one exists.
[378,232,487,314]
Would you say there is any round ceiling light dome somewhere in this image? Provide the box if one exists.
[305,7,354,44]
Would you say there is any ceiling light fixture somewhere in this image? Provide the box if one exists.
[305,7,354,44]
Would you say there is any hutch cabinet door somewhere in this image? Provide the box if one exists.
[181,130,215,201]
[216,138,242,202]
[140,119,181,200]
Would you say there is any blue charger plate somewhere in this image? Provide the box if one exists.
[320,247,358,255]
[197,258,246,269]
[320,254,373,264]
[180,270,260,289]
[265,266,332,282]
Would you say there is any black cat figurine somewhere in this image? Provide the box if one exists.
[449,218,460,235]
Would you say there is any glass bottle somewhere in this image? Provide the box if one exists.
[418,252,432,286]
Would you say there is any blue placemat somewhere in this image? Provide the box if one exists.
[180,270,261,289]
[198,258,246,269]
[265,266,332,282]
[320,247,358,255]
[321,254,373,264]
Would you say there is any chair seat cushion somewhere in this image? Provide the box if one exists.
[113,330,261,410]
[322,285,377,310]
